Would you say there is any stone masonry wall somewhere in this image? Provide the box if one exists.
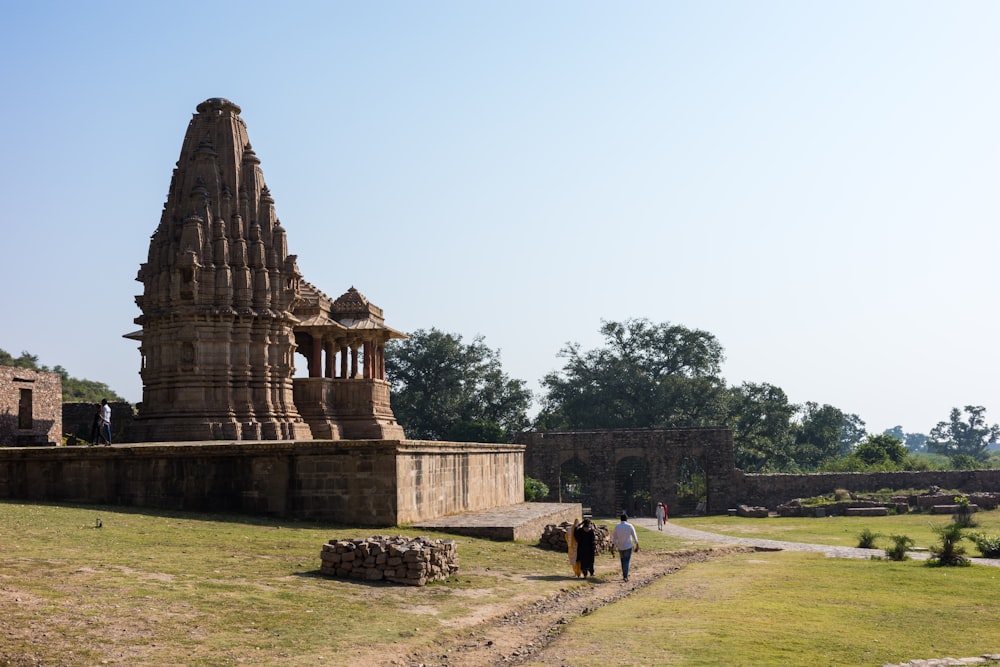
[521,428,736,516]
[319,536,458,586]
[0,439,524,526]
[735,469,1000,510]
[0,366,61,446]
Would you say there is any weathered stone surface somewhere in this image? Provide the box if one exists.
[125,98,405,443]
[0,366,61,447]
[319,536,458,586]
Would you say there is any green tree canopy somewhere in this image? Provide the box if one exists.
[726,382,797,472]
[927,405,999,463]
[853,433,908,466]
[385,329,531,442]
[536,318,727,430]
[790,402,866,470]
[0,347,125,403]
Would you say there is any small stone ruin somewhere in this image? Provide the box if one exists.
[319,536,458,586]
[539,522,615,554]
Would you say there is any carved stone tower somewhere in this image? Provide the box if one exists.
[127,98,406,442]
[127,98,315,441]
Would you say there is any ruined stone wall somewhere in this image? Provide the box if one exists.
[0,439,524,525]
[520,428,737,516]
[735,469,1000,510]
[0,367,61,446]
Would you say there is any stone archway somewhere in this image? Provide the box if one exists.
[675,455,707,515]
[615,456,651,518]
[521,428,736,517]
[559,456,590,504]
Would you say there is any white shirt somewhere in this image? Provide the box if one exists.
[101,404,111,424]
[612,521,639,551]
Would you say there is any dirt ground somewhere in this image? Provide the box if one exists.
[388,546,754,667]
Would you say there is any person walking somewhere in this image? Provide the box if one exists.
[567,519,583,577]
[573,518,597,578]
[655,502,666,530]
[612,513,640,582]
[98,399,112,446]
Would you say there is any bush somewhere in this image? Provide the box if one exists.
[884,534,914,561]
[524,477,550,502]
[833,489,852,501]
[968,532,1000,558]
[927,523,970,567]
[857,528,881,549]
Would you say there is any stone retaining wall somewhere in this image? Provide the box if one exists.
[0,439,524,526]
[319,536,458,586]
[737,470,1000,510]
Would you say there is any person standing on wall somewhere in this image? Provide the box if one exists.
[655,502,666,530]
[612,513,640,582]
[98,399,112,446]
[573,517,597,578]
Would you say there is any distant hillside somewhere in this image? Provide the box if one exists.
[0,348,126,403]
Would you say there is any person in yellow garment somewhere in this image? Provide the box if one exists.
[567,519,583,577]
[573,518,597,578]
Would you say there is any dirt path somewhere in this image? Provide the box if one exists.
[394,546,755,667]
[396,519,1000,666]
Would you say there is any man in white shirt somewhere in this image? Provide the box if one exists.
[99,399,112,446]
[611,513,640,582]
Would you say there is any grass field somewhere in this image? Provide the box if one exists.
[2,501,999,666]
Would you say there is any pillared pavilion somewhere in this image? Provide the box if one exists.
[125,98,405,442]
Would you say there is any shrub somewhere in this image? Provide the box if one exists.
[857,528,881,549]
[833,488,852,501]
[927,523,970,567]
[968,532,1000,558]
[524,477,550,502]
[951,495,978,528]
[885,534,914,561]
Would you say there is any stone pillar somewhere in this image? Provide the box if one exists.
[324,339,334,379]
[350,344,359,379]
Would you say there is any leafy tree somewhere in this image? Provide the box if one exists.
[927,405,1000,463]
[0,347,125,403]
[791,402,865,469]
[853,433,908,467]
[536,318,727,430]
[385,329,531,442]
[882,426,928,452]
[725,382,797,472]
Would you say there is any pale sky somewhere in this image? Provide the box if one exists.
[2,1,998,436]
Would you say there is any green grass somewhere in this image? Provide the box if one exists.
[3,502,1000,666]
[525,550,1000,666]
[0,501,594,666]
[671,511,1000,553]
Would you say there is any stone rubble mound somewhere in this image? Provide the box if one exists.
[319,535,458,586]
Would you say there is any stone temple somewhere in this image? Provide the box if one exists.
[125,98,406,443]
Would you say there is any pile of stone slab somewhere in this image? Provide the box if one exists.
[319,536,458,586]
[539,522,615,554]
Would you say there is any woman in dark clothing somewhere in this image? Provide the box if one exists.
[574,518,597,577]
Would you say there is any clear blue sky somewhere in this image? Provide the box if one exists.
[2,1,998,436]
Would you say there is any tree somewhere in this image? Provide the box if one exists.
[791,402,865,470]
[927,406,1000,463]
[725,382,797,472]
[853,433,908,467]
[536,318,727,430]
[385,329,531,442]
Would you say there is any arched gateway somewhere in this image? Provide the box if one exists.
[520,428,736,517]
